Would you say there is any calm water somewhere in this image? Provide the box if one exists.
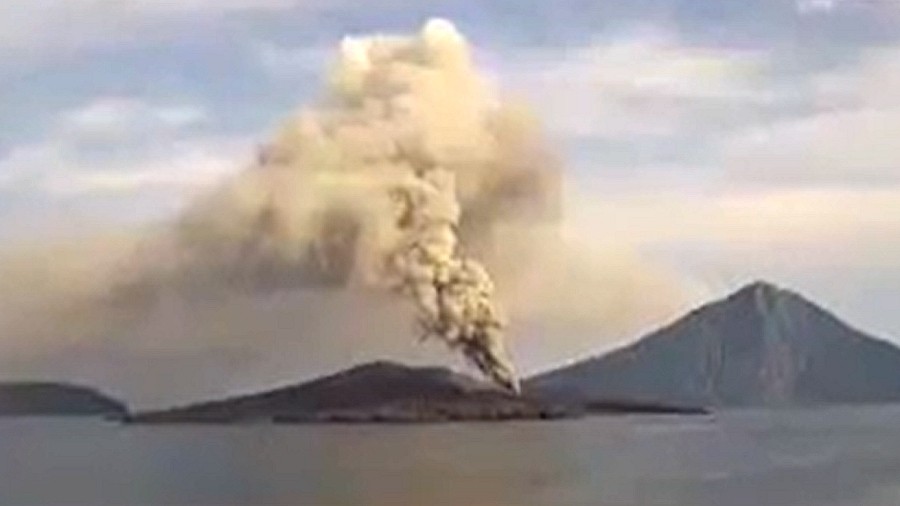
[2,406,900,506]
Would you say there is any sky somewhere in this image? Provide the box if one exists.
[1,0,899,402]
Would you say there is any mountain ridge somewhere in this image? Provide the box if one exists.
[526,281,900,407]
[0,382,127,417]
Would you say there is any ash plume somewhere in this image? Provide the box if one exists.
[0,19,694,406]
[387,164,517,391]
[117,19,557,391]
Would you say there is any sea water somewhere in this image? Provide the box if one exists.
[2,405,900,506]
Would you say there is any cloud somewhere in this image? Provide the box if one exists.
[797,0,900,17]
[725,108,900,187]
[0,96,252,195]
[0,0,318,57]
[813,46,900,108]
[797,0,839,15]
[255,41,333,79]
[725,46,900,188]
[60,97,208,139]
[493,31,772,140]
[44,149,244,195]
[571,184,900,270]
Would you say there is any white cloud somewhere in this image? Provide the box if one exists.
[127,0,298,14]
[495,33,771,139]
[814,47,900,109]
[0,135,251,196]
[570,184,900,271]
[0,143,68,191]
[0,96,253,195]
[585,38,768,102]
[0,0,317,56]
[255,41,332,79]
[725,108,900,186]
[41,143,248,195]
[61,97,208,138]
[797,0,839,15]
[725,46,900,188]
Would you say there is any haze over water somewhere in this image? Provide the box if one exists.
[3,406,900,506]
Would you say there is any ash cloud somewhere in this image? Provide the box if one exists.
[0,19,690,406]
[115,18,558,391]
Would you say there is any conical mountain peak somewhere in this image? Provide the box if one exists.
[528,282,900,407]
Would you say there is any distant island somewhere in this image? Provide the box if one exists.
[0,382,127,417]
[124,361,707,424]
[527,281,900,407]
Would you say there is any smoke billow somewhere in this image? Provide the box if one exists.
[0,19,692,405]
[113,19,557,391]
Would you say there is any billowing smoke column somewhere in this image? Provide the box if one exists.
[129,18,558,392]
[388,163,517,392]
[0,19,699,406]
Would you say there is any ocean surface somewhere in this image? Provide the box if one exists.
[2,406,900,506]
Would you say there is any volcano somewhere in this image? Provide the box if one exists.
[527,282,900,407]
[125,361,573,423]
